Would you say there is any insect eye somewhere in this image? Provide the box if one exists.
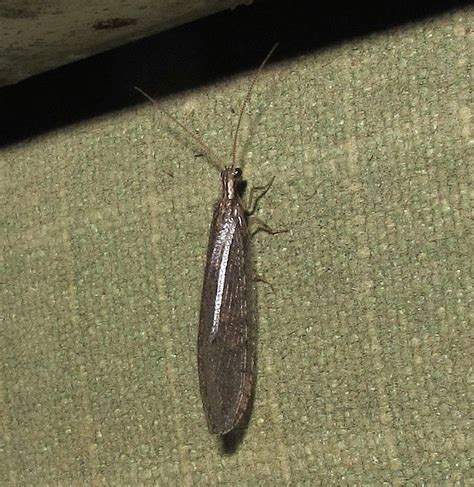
[234,168,242,178]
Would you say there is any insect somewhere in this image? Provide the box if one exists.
[135,43,278,435]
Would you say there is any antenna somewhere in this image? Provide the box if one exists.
[134,86,223,171]
[231,42,279,168]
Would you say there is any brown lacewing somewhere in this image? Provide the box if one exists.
[135,43,278,435]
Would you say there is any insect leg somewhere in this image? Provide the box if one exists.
[245,176,275,216]
[249,217,288,238]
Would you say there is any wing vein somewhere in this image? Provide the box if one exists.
[210,219,237,340]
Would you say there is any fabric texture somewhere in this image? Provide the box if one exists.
[1,5,471,484]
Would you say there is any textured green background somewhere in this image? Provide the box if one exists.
[1,5,472,485]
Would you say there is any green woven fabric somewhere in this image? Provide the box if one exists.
[1,8,471,485]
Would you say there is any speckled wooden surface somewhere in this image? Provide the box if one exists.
[0,0,250,87]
